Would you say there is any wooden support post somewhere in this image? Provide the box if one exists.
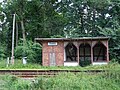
[83,45,85,61]
[106,41,109,62]
[91,42,93,64]
[77,44,79,66]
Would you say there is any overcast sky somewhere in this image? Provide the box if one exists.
[0,0,3,3]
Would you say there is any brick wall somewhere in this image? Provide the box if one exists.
[41,39,109,66]
[42,41,64,66]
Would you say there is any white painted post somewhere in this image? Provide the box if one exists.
[6,57,10,67]
[22,57,27,65]
[11,13,16,64]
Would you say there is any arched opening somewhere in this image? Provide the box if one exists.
[65,43,77,62]
[79,43,91,66]
[93,42,107,62]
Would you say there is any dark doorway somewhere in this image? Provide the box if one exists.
[79,43,91,66]
[65,43,77,62]
[93,42,107,62]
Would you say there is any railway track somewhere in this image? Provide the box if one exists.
[0,70,105,78]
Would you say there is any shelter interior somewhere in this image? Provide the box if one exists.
[64,41,108,66]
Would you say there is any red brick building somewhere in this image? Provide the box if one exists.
[35,37,109,66]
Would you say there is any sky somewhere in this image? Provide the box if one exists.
[58,0,61,2]
[0,0,3,3]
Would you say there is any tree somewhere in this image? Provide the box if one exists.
[1,0,120,63]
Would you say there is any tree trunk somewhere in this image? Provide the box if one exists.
[21,20,26,57]
[16,22,18,47]
[21,20,26,43]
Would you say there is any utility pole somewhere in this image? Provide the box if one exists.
[11,13,16,64]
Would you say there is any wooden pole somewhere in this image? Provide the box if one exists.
[11,13,15,64]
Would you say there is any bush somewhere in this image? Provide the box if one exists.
[0,46,6,60]
[98,28,120,63]
[79,59,91,67]
[15,41,42,64]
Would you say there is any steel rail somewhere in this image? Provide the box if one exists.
[0,70,106,78]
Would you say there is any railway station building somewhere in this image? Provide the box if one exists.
[35,37,109,66]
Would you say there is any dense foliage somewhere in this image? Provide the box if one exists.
[15,41,42,64]
[0,45,6,59]
[0,0,120,63]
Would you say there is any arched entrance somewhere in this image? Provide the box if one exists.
[93,42,107,62]
[65,43,77,62]
[79,43,91,66]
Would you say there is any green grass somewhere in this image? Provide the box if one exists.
[0,59,120,70]
[0,75,31,90]
[37,71,120,90]
[0,69,120,90]
[0,60,120,90]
